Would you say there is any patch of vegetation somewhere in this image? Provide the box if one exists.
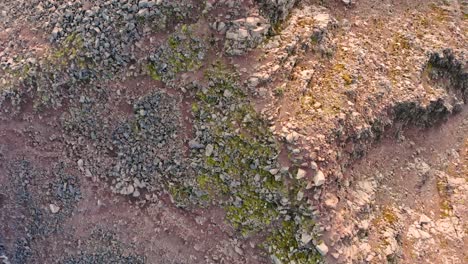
[390,33,411,53]
[342,73,353,85]
[297,61,351,123]
[188,62,321,261]
[429,3,449,22]
[50,33,85,66]
[2,31,97,111]
[373,206,399,227]
[274,86,285,97]
[266,219,320,264]
[148,25,206,83]
[436,178,453,217]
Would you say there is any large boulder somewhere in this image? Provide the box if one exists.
[256,0,298,25]
[224,16,270,55]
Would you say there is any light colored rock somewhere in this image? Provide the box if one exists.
[224,15,270,55]
[297,191,304,201]
[383,236,398,257]
[223,89,232,98]
[269,168,279,175]
[120,185,135,195]
[85,168,92,178]
[49,204,61,214]
[301,232,312,245]
[238,28,249,39]
[205,144,214,157]
[217,21,226,32]
[247,77,260,88]
[310,161,318,170]
[234,246,244,255]
[51,27,62,39]
[286,131,299,143]
[313,13,331,29]
[77,159,84,171]
[324,193,339,209]
[314,170,326,186]
[419,214,431,225]
[316,242,329,255]
[271,255,283,264]
[359,220,369,231]
[226,31,238,40]
[447,177,465,187]
[0,254,11,264]
[419,230,431,239]
[296,168,307,179]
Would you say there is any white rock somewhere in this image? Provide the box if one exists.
[359,220,369,231]
[205,144,214,157]
[0,255,11,264]
[269,168,279,175]
[359,243,371,254]
[324,193,339,209]
[296,168,307,179]
[51,27,62,39]
[217,22,226,32]
[310,161,318,170]
[447,177,465,187]
[297,191,304,201]
[383,237,398,256]
[77,159,84,171]
[234,246,244,255]
[120,185,135,195]
[49,204,61,214]
[223,89,232,98]
[85,168,92,178]
[247,77,260,88]
[314,170,326,186]
[301,233,312,245]
[419,214,431,225]
[271,255,283,264]
[419,230,431,239]
[316,242,329,255]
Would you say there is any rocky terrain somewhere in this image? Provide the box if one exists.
[0,0,466,263]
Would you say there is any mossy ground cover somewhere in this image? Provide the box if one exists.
[148,25,206,82]
[184,63,322,263]
[1,31,97,110]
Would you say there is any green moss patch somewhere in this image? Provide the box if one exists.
[148,25,206,83]
[186,63,321,262]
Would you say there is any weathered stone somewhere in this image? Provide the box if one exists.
[49,204,61,214]
[314,170,326,186]
[205,144,214,157]
[316,242,329,255]
[301,233,312,245]
[296,168,307,179]
[419,214,431,225]
[324,193,339,209]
